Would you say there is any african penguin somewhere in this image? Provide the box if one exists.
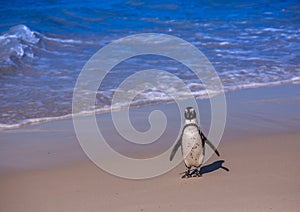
[169,107,220,178]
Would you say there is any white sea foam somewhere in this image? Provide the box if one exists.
[39,34,95,45]
[1,77,299,130]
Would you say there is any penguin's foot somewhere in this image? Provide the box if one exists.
[181,170,191,178]
[181,173,191,178]
[191,173,202,177]
[190,169,202,177]
[195,171,202,177]
[189,169,199,177]
[195,168,202,177]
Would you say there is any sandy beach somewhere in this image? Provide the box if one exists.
[1,84,300,212]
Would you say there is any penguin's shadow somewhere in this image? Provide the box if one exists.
[200,160,229,175]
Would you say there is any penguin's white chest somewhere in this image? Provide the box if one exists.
[181,126,204,168]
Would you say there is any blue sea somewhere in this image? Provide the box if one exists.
[0,0,299,129]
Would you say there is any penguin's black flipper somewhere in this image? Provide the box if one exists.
[200,131,220,157]
[169,138,182,161]
[205,139,220,157]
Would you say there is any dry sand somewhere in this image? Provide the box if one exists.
[0,84,300,211]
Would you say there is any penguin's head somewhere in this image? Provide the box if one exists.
[184,107,197,122]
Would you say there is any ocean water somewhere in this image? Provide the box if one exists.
[0,0,299,129]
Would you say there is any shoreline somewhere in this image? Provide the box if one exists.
[1,80,299,132]
[0,83,300,211]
